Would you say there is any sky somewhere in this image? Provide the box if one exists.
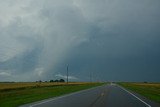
[0,0,160,82]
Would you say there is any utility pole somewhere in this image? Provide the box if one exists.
[90,71,92,83]
[67,65,69,84]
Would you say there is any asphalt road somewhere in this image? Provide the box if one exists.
[21,84,160,107]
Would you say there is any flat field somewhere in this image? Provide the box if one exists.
[0,82,104,107]
[0,82,92,91]
[119,82,160,103]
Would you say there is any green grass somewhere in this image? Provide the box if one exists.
[0,83,104,107]
[119,82,160,103]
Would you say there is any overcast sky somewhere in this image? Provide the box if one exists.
[0,0,160,82]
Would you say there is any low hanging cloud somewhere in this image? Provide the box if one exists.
[0,0,90,81]
[0,71,11,77]
[55,74,78,80]
[0,0,160,82]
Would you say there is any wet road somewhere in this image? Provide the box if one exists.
[20,84,160,107]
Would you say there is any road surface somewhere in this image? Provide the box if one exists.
[20,84,160,107]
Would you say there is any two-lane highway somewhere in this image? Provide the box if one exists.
[21,84,160,107]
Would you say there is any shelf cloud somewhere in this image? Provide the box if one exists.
[0,0,160,82]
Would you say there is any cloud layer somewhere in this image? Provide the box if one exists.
[0,0,160,82]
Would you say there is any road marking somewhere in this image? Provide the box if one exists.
[29,98,57,107]
[118,85,151,107]
[101,93,104,96]
[28,85,106,107]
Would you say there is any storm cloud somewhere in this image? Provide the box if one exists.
[0,0,160,82]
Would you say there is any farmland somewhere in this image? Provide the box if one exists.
[0,82,104,107]
[0,82,92,91]
[119,82,160,103]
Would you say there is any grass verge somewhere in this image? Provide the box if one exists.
[0,83,104,107]
[119,82,160,103]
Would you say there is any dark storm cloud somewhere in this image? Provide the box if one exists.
[0,0,160,81]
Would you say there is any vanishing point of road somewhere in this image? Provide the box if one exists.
[21,84,160,107]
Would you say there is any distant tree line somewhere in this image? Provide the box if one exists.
[50,79,65,82]
[36,79,65,83]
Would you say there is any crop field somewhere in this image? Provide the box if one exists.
[0,82,92,91]
[119,82,160,103]
[0,82,104,107]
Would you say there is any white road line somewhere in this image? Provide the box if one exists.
[29,85,105,107]
[118,85,151,107]
[29,98,57,107]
